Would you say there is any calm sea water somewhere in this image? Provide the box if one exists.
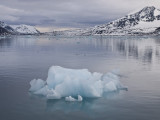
[0,35,160,120]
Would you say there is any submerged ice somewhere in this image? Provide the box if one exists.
[29,66,126,101]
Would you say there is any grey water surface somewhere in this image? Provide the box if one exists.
[0,35,160,120]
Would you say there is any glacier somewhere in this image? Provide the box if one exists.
[29,66,127,101]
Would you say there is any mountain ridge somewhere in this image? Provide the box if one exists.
[83,6,160,35]
[53,6,160,36]
[11,24,40,35]
[0,22,40,35]
[1,6,160,36]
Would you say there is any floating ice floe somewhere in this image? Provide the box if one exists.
[65,95,83,102]
[29,66,127,101]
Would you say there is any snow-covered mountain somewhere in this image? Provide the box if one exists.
[0,21,16,35]
[11,24,40,35]
[53,6,160,36]
[1,6,160,36]
[88,6,160,35]
[0,21,40,35]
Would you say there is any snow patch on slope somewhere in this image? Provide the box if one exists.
[11,24,40,34]
[154,9,160,16]
[132,20,160,32]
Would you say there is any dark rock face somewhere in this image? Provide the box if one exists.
[138,6,155,22]
[0,27,9,35]
[0,21,15,35]
[119,7,154,26]
[156,15,160,20]
[154,27,160,34]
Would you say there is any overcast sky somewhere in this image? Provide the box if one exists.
[0,0,159,32]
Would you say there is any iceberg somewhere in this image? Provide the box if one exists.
[29,66,127,101]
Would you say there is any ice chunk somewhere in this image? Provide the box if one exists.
[65,95,83,102]
[29,79,46,92]
[104,81,117,92]
[78,95,83,101]
[46,89,61,99]
[65,96,77,102]
[46,66,92,89]
[29,66,126,101]
[34,85,48,96]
